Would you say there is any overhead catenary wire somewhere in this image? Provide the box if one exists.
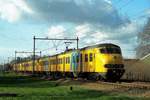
[33,24,87,55]
[35,36,76,54]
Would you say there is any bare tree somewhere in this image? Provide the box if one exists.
[137,18,150,58]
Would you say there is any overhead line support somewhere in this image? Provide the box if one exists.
[32,35,79,75]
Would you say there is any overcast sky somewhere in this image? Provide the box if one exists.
[0,0,150,63]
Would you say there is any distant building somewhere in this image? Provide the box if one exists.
[136,18,150,58]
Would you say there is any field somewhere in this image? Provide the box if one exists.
[0,72,149,100]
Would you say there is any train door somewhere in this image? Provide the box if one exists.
[56,56,58,72]
[93,52,96,72]
[63,57,65,72]
[42,59,48,74]
[70,51,80,77]
[81,52,85,72]
[84,53,88,72]
[49,59,51,73]
[95,48,101,72]
[89,52,95,72]
[79,53,83,72]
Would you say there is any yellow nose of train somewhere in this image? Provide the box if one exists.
[98,46,125,81]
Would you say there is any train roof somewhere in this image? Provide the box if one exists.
[45,43,120,57]
[19,43,120,61]
[80,43,120,50]
[40,43,120,57]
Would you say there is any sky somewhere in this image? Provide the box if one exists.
[0,0,150,63]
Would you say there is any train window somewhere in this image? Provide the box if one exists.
[25,63,29,67]
[62,59,64,64]
[49,60,51,65]
[58,59,59,64]
[60,59,62,64]
[56,59,57,64]
[89,53,93,62]
[59,59,60,64]
[100,48,107,53]
[58,59,60,64]
[56,59,58,64]
[67,57,69,64]
[52,60,54,65]
[66,57,67,64]
[53,60,55,65]
[44,61,49,66]
[114,48,121,53]
[50,60,52,65]
[55,59,56,64]
[51,60,53,65]
[100,47,121,54]
[54,60,56,64]
[68,57,70,63]
[53,60,54,64]
[85,54,88,62]
[56,60,57,64]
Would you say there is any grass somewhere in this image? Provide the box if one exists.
[0,72,149,100]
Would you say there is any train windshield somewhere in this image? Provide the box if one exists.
[100,47,121,54]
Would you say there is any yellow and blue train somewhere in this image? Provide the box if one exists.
[13,43,125,81]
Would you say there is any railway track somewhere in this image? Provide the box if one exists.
[25,74,150,95]
[71,79,150,97]
[55,77,150,90]
[97,81,150,90]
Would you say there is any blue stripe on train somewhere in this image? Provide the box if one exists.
[70,51,80,77]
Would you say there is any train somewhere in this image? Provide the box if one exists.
[13,43,125,81]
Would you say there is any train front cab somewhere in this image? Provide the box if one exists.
[97,45,125,81]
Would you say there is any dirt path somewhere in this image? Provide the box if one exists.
[54,79,150,97]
